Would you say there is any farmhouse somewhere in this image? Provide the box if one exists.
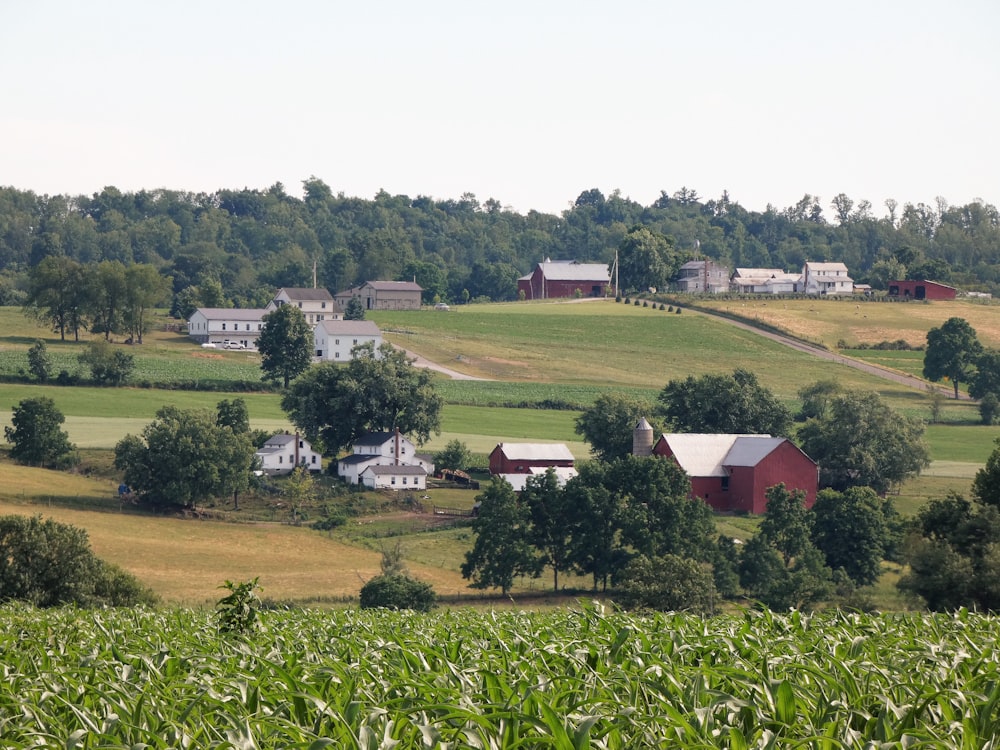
[187,308,265,348]
[314,319,383,361]
[800,262,854,296]
[255,433,322,476]
[644,430,819,514]
[517,260,611,300]
[675,260,730,293]
[265,288,341,325]
[887,280,958,301]
[730,268,801,295]
[360,464,427,490]
[337,430,434,486]
[489,442,575,475]
[335,281,423,311]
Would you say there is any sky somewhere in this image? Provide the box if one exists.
[1,0,998,218]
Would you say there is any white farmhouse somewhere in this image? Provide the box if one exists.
[799,262,854,295]
[266,288,341,325]
[314,320,383,361]
[255,433,323,476]
[336,430,434,487]
[360,464,427,490]
[187,308,265,348]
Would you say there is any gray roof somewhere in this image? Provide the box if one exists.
[368,281,423,292]
[276,288,335,301]
[316,319,381,336]
[353,432,397,447]
[657,434,807,476]
[364,464,427,476]
[339,454,380,466]
[493,443,575,461]
[537,262,610,283]
[191,307,266,321]
[724,437,786,466]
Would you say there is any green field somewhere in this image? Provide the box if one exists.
[4,605,1000,746]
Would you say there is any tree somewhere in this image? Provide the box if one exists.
[658,368,792,436]
[5,397,75,468]
[981,393,1000,426]
[758,484,814,566]
[796,379,842,421]
[0,515,156,607]
[522,468,575,591]
[970,349,1000,401]
[282,343,442,455]
[562,462,629,592]
[26,339,52,382]
[114,406,256,510]
[433,439,472,472]
[359,574,436,611]
[797,391,930,494]
[25,255,87,341]
[972,438,1000,509]
[616,554,716,613]
[575,392,655,462]
[87,260,128,340]
[78,340,135,385]
[923,317,982,399]
[616,226,682,294]
[258,304,313,387]
[216,398,251,434]
[811,486,890,586]
[461,478,538,595]
[344,296,365,320]
[122,263,171,343]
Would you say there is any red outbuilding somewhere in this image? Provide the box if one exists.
[651,433,819,514]
[887,280,957,301]
[488,442,576,475]
[517,260,611,300]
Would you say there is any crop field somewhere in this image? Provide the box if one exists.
[3,605,1000,747]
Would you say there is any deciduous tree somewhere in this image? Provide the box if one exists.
[522,468,575,591]
[461,478,538,595]
[78,340,135,385]
[616,226,681,294]
[258,304,313,387]
[4,397,75,468]
[658,368,792,436]
[812,486,890,586]
[26,339,51,382]
[575,392,655,462]
[923,317,982,399]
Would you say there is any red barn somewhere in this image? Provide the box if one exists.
[518,260,611,300]
[651,433,818,514]
[887,280,957,301]
[489,442,575,475]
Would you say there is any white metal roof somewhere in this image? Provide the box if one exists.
[316,319,381,336]
[495,443,576,461]
[537,262,610,282]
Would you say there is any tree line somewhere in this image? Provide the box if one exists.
[1,182,998,313]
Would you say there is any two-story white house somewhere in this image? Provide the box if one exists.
[799,262,854,295]
[187,308,265,348]
[337,430,434,487]
[314,320,383,361]
[254,433,323,475]
[266,288,342,325]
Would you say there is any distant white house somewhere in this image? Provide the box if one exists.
[360,464,427,490]
[255,433,322,476]
[266,288,342,325]
[799,262,854,295]
[337,431,434,486]
[731,268,801,295]
[187,308,265,348]
[314,319,383,361]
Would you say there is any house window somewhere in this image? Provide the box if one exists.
[391,477,396,485]
[353,339,358,345]
[321,302,326,308]
[246,324,250,331]
[279,456,283,463]
[335,339,339,345]
[403,477,408,485]
[222,323,226,330]
[311,456,316,464]
[298,302,302,308]
[316,349,322,357]
[335,352,340,359]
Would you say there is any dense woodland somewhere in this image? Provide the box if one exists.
[1,181,999,310]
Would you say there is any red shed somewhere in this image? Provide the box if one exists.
[517,260,611,300]
[651,433,818,514]
[489,442,575,475]
[887,280,957,301]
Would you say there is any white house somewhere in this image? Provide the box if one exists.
[731,268,800,295]
[360,464,428,490]
[314,320,383,361]
[255,433,323,476]
[337,431,434,485]
[266,288,342,325]
[799,262,854,295]
[187,308,265,348]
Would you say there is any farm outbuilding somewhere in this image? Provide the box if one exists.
[649,432,819,514]
[488,442,575,475]
[887,280,958,301]
[335,281,423,311]
[517,260,611,300]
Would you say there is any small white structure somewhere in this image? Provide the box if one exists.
[266,288,341,325]
[360,464,428,490]
[314,320,383,361]
[187,308,265,348]
[799,262,854,295]
[255,433,322,476]
[501,466,578,492]
[731,268,801,295]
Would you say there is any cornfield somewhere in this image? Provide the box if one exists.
[2,603,999,748]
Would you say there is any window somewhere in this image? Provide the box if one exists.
[391,477,396,485]
[353,339,358,345]
[298,302,302,308]
[222,323,226,330]
[321,302,327,308]
[335,339,339,345]
[279,456,283,463]
[721,476,730,490]
[246,324,250,331]
[311,456,317,464]
[335,352,340,359]
[403,477,408,485]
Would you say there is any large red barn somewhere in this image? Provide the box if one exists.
[887,280,957,301]
[517,260,611,300]
[651,433,818,514]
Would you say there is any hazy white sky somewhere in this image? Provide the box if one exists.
[2,0,997,217]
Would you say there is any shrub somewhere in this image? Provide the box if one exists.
[981,393,1000,425]
[616,554,716,614]
[359,574,436,612]
[675,307,682,314]
[634,299,640,306]
[216,578,262,636]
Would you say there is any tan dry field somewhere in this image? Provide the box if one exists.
[692,298,1000,350]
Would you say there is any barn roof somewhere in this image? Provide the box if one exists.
[190,307,266,321]
[724,437,786,466]
[804,262,849,273]
[367,281,423,292]
[316,319,381,336]
[656,434,794,476]
[493,442,575,461]
[537,262,610,282]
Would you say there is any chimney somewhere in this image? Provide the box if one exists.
[294,432,301,465]
[394,426,400,466]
